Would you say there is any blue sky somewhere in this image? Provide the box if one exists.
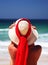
[0,0,48,19]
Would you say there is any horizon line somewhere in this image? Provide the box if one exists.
[0,18,48,20]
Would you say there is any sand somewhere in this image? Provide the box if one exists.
[0,51,48,65]
[38,54,48,65]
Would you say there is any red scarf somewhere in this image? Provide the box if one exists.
[15,18,31,65]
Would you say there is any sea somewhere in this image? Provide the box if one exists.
[0,19,48,65]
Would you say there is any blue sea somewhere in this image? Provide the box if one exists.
[0,19,48,55]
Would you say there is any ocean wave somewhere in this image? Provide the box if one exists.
[0,40,48,47]
[39,33,48,36]
[0,28,48,35]
[0,28,9,31]
[0,40,48,55]
[37,33,48,43]
[0,40,10,46]
[0,48,8,52]
[0,33,48,46]
[35,41,48,47]
[0,29,48,55]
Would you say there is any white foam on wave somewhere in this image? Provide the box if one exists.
[35,33,48,47]
[0,32,48,55]
[35,41,48,47]
[0,40,10,52]
[0,28,9,31]
[0,40,48,47]
[35,41,48,55]
[0,40,48,55]
[39,33,48,36]
[0,40,10,46]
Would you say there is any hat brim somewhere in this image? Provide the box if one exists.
[8,25,38,45]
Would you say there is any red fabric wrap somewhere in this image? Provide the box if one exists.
[15,18,31,65]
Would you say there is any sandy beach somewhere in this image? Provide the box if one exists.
[0,41,48,65]
[0,49,48,65]
[38,54,48,65]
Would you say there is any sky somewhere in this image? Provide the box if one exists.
[0,0,48,19]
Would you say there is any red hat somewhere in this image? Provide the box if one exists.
[8,18,38,65]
